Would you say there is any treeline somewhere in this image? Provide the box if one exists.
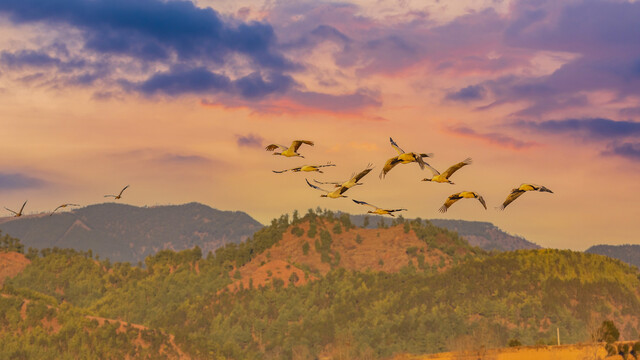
[0,231,24,254]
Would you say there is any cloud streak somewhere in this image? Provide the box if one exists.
[602,142,640,162]
[446,125,537,149]
[518,118,640,140]
[446,85,487,102]
[236,134,264,148]
[0,172,46,190]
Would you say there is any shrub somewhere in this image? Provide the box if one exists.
[291,226,305,237]
[508,339,521,347]
[355,234,363,244]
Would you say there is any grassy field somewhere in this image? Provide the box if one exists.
[394,343,612,360]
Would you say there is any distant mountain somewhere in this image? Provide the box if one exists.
[349,214,540,251]
[0,202,263,263]
[585,244,640,268]
[429,219,541,251]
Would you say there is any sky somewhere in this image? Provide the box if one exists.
[0,0,639,250]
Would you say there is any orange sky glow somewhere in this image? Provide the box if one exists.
[0,0,639,250]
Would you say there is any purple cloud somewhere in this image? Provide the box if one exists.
[0,49,87,72]
[518,118,640,140]
[236,134,263,148]
[135,67,232,96]
[157,153,211,164]
[619,107,640,118]
[446,85,487,102]
[480,0,640,116]
[133,67,295,99]
[0,0,293,70]
[0,172,46,190]
[602,142,640,162]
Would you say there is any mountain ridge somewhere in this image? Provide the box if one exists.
[585,244,640,268]
[0,202,263,263]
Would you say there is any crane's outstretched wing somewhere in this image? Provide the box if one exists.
[352,165,373,183]
[476,195,487,210]
[352,199,378,209]
[118,185,129,197]
[379,156,402,179]
[389,137,405,155]
[306,178,327,193]
[265,144,287,151]
[313,179,341,186]
[498,189,526,210]
[18,200,27,214]
[438,193,462,213]
[442,158,472,179]
[291,140,314,151]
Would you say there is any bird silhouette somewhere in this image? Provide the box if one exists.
[380,137,434,179]
[104,185,129,199]
[352,199,407,217]
[422,158,472,185]
[265,140,314,158]
[5,200,27,217]
[50,203,81,216]
[498,184,553,210]
[439,191,487,213]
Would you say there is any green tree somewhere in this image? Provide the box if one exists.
[596,320,620,343]
[355,234,363,244]
[332,222,342,234]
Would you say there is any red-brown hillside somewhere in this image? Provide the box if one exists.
[227,217,477,291]
[0,251,30,286]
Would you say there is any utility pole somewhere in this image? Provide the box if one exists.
[557,327,560,346]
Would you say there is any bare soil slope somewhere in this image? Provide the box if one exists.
[228,218,474,291]
[0,251,30,286]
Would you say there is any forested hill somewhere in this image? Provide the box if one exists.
[585,244,640,268]
[0,202,262,263]
[221,210,484,291]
